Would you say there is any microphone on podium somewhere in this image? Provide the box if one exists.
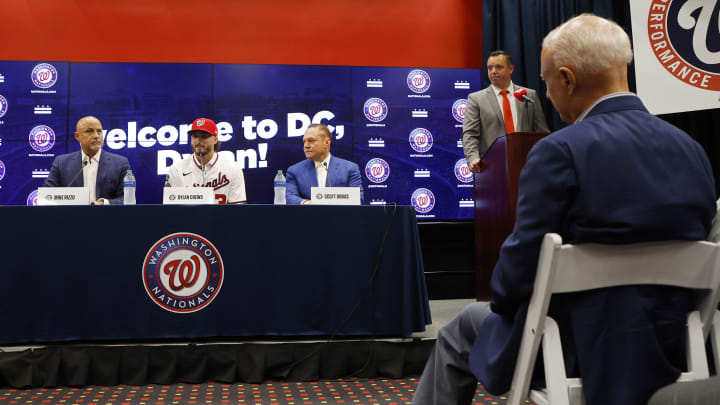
[67,158,89,187]
[513,88,534,104]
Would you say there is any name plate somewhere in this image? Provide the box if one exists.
[36,187,90,206]
[163,187,215,205]
[310,187,361,205]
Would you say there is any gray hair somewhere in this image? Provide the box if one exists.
[542,13,633,74]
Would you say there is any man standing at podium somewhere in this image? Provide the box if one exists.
[412,14,715,405]
[45,116,130,205]
[462,50,549,173]
[285,124,363,205]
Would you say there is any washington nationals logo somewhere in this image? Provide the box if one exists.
[365,158,390,183]
[452,99,467,123]
[142,233,224,313]
[27,189,38,206]
[454,158,473,183]
[28,125,56,152]
[0,160,5,182]
[407,69,431,93]
[31,63,58,89]
[411,188,435,214]
[409,128,434,153]
[0,95,7,118]
[363,97,389,122]
[647,0,720,90]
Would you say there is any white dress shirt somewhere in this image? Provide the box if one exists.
[81,149,102,203]
[315,154,331,188]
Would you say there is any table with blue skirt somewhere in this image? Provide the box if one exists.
[0,204,431,344]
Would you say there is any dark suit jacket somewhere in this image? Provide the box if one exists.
[45,150,131,205]
[462,84,549,162]
[285,156,364,205]
[468,95,716,405]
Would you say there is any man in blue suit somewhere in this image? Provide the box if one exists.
[411,14,716,405]
[45,116,130,205]
[286,124,363,205]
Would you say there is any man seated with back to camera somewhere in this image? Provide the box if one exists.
[45,115,130,205]
[285,124,364,205]
[410,14,716,405]
[165,117,247,204]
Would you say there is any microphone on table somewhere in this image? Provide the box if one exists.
[322,161,332,187]
[67,158,89,187]
[513,88,534,104]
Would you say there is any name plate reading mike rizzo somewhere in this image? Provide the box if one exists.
[36,187,91,206]
[310,187,361,205]
[163,187,215,205]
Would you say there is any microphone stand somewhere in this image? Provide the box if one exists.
[322,161,332,187]
[67,159,89,187]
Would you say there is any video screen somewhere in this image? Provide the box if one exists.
[0,61,482,220]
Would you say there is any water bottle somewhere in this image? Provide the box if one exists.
[123,169,136,205]
[274,169,286,205]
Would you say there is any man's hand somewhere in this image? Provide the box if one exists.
[469,158,487,173]
[301,200,311,205]
[90,199,105,205]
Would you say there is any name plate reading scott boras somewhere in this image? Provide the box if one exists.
[311,187,361,206]
[163,187,215,205]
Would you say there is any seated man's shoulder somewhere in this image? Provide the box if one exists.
[333,156,359,168]
[222,157,245,172]
[103,150,130,164]
[287,159,311,172]
[53,152,74,163]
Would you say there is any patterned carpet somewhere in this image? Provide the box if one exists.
[0,378,522,404]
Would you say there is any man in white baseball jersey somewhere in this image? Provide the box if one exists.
[165,118,247,204]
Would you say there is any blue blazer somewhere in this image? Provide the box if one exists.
[468,95,716,405]
[45,150,131,205]
[285,156,364,205]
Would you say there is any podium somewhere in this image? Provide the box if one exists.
[473,132,549,299]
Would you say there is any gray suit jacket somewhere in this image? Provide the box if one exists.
[462,84,549,163]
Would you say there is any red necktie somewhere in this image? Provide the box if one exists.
[500,89,515,133]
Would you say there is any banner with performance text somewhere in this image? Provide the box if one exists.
[630,0,720,115]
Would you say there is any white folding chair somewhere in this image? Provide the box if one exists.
[507,233,720,405]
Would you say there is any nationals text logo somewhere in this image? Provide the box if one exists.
[647,0,720,90]
[142,233,224,313]
[31,63,58,89]
[195,172,230,190]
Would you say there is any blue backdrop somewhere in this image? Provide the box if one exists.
[0,61,482,220]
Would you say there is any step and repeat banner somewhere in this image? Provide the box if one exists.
[0,61,482,220]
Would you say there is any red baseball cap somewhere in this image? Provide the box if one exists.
[189,118,218,136]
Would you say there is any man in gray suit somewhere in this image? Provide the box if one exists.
[462,50,550,172]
